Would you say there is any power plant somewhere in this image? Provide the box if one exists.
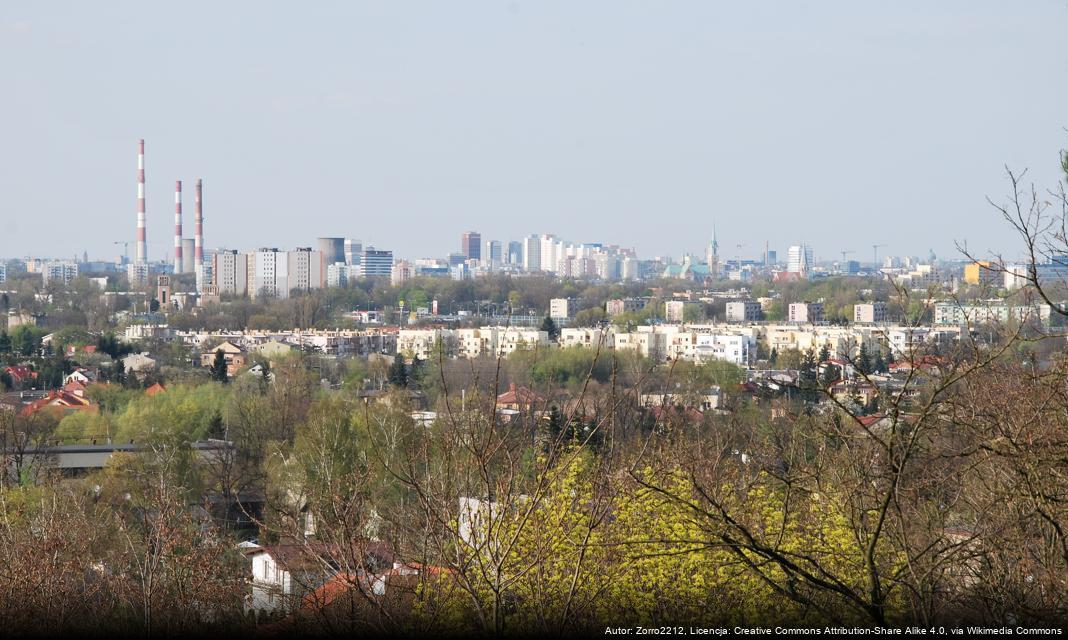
[133,140,207,278]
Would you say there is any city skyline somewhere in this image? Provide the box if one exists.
[2,2,1067,262]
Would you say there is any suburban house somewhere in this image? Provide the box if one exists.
[200,341,247,375]
[121,352,157,374]
[495,384,546,412]
[3,365,38,390]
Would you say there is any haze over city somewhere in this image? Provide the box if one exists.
[3,0,1067,261]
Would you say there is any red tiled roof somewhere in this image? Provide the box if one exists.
[19,390,94,417]
[145,382,166,396]
[5,366,37,382]
[496,383,545,406]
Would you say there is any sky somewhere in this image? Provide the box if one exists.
[2,1,1067,264]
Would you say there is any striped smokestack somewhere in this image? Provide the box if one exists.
[194,178,203,264]
[174,180,183,272]
[136,139,147,263]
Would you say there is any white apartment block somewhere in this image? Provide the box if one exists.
[694,334,754,366]
[212,250,248,296]
[0,263,6,283]
[42,261,79,286]
[665,300,686,323]
[399,329,456,360]
[249,248,287,299]
[549,298,576,320]
[934,301,1051,327]
[614,329,668,361]
[126,262,150,287]
[788,302,824,323]
[457,327,548,358]
[725,300,762,323]
[559,327,614,350]
[286,248,324,294]
[853,302,888,324]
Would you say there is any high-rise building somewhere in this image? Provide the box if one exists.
[507,241,523,265]
[462,231,481,261]
[344,239,363,266]
[360,248,394,277]
[0,263,6,284]
[787,245,814,276]
[317,238,345,266]
[42,261,79,286]
[522,236,541,271]
[249,248,287,299]
[287,247,324,294]
[486,240,502,265]
[212,250,247,296]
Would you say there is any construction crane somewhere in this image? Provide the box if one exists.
[839,250,855,274]
[872,244,887,269]
[113,241,130,264]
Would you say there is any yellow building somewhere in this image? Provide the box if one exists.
[963,261,998,286]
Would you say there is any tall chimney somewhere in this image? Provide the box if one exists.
[136,139,147,264]
[174,180,183,273]
[194,178,204,265]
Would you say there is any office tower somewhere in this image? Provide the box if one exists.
[462,231,481,261]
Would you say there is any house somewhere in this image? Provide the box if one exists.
[244,541,396,620]
[121,352,157,374]
[495,383,546,411]
[63,367,99,386]
[200,341,247,375]
[254,340,294,361]
[19,389,95,417]
[144,382,166,396]
[244,545,335,618]
[3,366,38,389]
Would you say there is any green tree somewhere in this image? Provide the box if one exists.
[388,353,408,388]
[210,350,229,384]
[856,343,872,375]
[0,331,10,354]
[540,315,560,341]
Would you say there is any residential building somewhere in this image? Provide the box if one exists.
[606,298,645,317]
[212,250,247,296]
[665,300,686,323]
[0,263,6,283]
[854,302,888,324]
[286,247,325,294]
[560,327,614,350]
[522,235,541,272]
[788,302,824,323]
[963,261,999,287]
[391,260,414,286]
[326,262,350,288]
[42,261,79,286]
[934,300,1051,328]
[126,262,150,287]
[725,300,762,323]
[200,340,248,375]
[549,298,576,321]
[249,248,287,299]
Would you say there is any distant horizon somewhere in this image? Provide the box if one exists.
[3,2,1066,262]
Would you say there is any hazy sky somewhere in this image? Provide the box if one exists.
[2,1,1066,264]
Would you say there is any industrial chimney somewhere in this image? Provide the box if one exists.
[174,180,183,273]
[194,178,204,265]
[136,139,147,264]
